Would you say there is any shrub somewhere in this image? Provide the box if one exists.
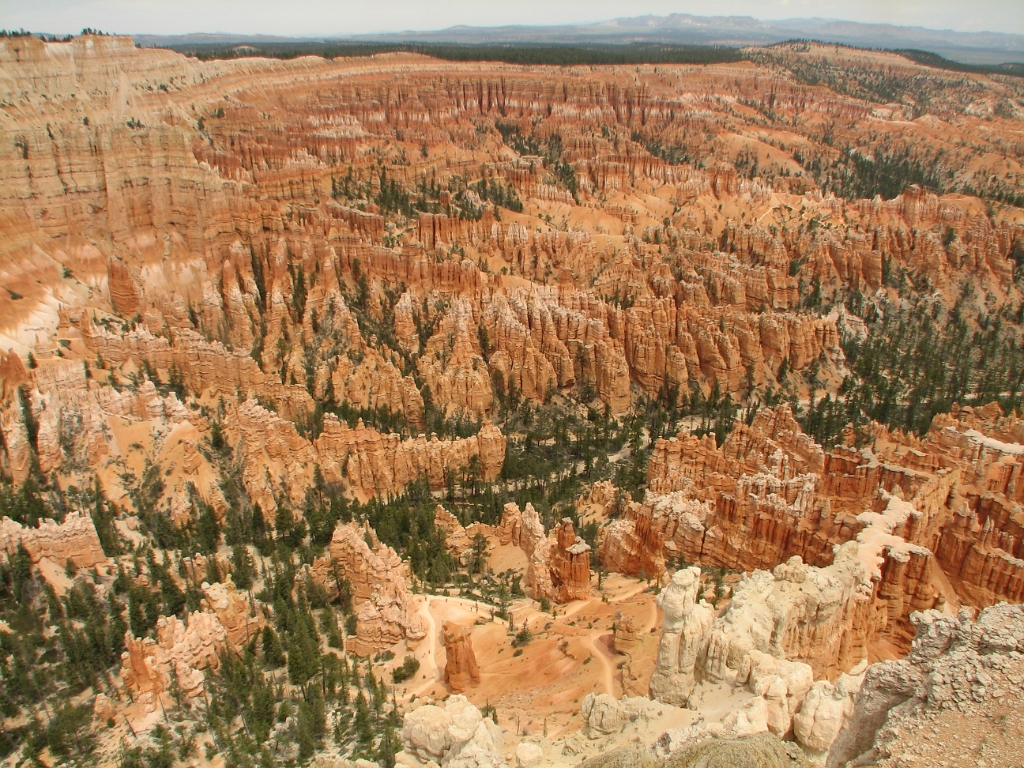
[391,655,420,682]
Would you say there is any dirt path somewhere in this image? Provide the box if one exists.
[586,630,615,696]
[609,582,648,605]
[559,598,595,620]
[412,596,439,696]
[409,593,503,698]
[432,593,495,614]
[643,595,660,633]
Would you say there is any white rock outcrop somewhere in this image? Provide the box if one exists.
[707,696,770,739]
[793,676,859,756]
[514,742,543,768]
[400,695,506,768]
[649,566,865,758]
[827,604,1024,767]
[736,650,814,737]
[648,567,714,705]
[580,693,660,736]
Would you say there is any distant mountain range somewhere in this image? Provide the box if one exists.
[133,14,1024,65]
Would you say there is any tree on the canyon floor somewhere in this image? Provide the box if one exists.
[469,533,489,574]
[261,625,285,669]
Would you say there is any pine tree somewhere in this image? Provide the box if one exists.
[378,720,399,768]
[127,589,147,637]
[89,479,121,556]
[297,699,317,761]
[286,603,320,693]
[252,503,273,556]
[231,545,255,590]
[274,504,293,544]
[261,625,285,669]
[354,690,373,747]
[106,595,127,661]
[196,505,220,554]
[153,556,185,616]
[11,544,32,601]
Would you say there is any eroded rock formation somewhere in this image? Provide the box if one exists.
[443,622,481,693]
[649,563,867,756]
[499,503,592,603]
[227,400,506,509]
[201,577,265,647]
[827,603,1024,767]
[601,402,1024,687]
[436,505,471,557]
[0,512,107,572]
[309,523,425,656]
[400,695,507,768]
[121,578,265,703]
[496,501,546,554]
[613,611,640,656]
[649,489,941,690]
[580,693,660,736]
[3,31,1024,766]
[648,567,716,706]
[5,36,1019,503]
[619,404,1024,613]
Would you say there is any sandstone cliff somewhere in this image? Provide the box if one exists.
[225,399,505,509]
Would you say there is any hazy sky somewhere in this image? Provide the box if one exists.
[3,0,1022,38]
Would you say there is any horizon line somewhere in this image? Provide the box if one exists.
[11,12,1023,44]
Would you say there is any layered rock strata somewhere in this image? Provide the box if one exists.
[0,512,107,571]
[613,611,640,656]
[1,38,1023,568]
